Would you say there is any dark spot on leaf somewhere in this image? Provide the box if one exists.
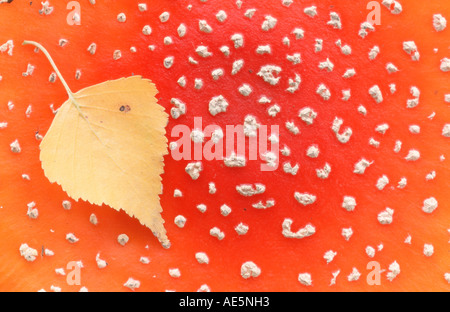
[119,105,131,113]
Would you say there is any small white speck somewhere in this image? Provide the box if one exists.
[304,6,317,17]
[236,183,265,196]
[423,244,434,257]
[211,68,224,81]
[257,65,281,85]
[347,268,361,282]
[294,192,316,206]
[230,33,244,49]
[235,222,249,235]
[220,204,232,217]
[286,53,301,65]
[241,261,261,279]
[358,105,367,116]
[261,15,277,31]
[267,104,280,117]
[440,58,450,72]
[359,22,375,38]
[433,14,447,32]
[256,45,271,55]
[66,233,79,243]
[386,62,399,73]
[113,50,122,61]
[224,152,246,167]
[376,123,390,134]
[342,196,356,212]
[369,46,380,60]
[117,13,126,23]
[117,233,129,246]
[369,85,383,103]
[231,59,244,75]
[315,39,323,53]
[323,250,337,264]
[196,45,212,58]
[219,45,230,57]
[377,208,394,225]
[404,234,412,244]
[96,253,107,268]
[327,12,342,29]
[243,115,260,137]
[195,202,207,214]
[306,145,320,158]
[194,78,203,90]
[382,0,402,14]
[174,215,186,228]
[387,261,400,281]
[252,199,274,209]
[365,246,376,258]
[195,252,209,264]
[298,273,312,286]
[389,83,396,94]
[422,197,438,214]
[159,12,170,23]
[62,200,71,210]
[403,41,420,61]
[318,58,334,72]
[299,107,317,125]
[10,139,21,153]
[341,227,353,241]
[376,175,389,190]
[199,20,213,33]
[173,189,183,198]
[405,149,420,161]
[409,125,420,134]
[170,98,186,119]
[163,56,174,69]
[209,95,228,116]
[138,3,147,12]
[282,219,315,239]
[142,25,152,35]
[124,278,140,290]
[283,162,299,175]
[331,117,352,143]
[90,213,98,225]
[343,68,356,78]
[353,158,373,174]
[244,9,256,19]
[177,23,187,37]
[316,84,331,100]
[210,227,225,240]
[292,28,304,39]
[397,177,407,189]
[216,10,227,23]
[19,243,38,262]
[185,161,203,180]
[330,270,340,286]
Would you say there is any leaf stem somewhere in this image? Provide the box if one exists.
[22,40,75,101]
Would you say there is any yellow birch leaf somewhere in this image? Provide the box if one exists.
[23,41,170,248]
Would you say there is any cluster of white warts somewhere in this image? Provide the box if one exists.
[7,1,449,290]
[164,2,447,288]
